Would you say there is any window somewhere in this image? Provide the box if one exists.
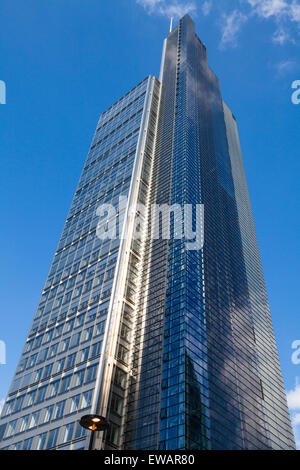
[19,414,29,432]
[88,307,97,322]
[28,354,37,368]
[69,394,80,414]
[91,342,101,357]
[53,325,63,339]
[114,367,126,389]
[64,319,75,333]
[78,347,89,363]
[56,358,65,373]
[70,333,80,348]
[106,423,120,446]
[46,427,60,449]
[86,365,97,383]
[55,296,63,307]
[82,327,93,342]
[75,421,86,439]
[61,338,70,353]
[23,437,33,450]
[3,400,14,416]
[10,377,21,393]
[48,380,59,398]
[36,432,47,450]
[25,390,36,408]
[18,359,28,372]
[28,411,40,429]
[53,400,65,420]
[11,442,22,450]
[5,419,17,438]
[33,336,43,349]
[117,344,129,364]
[74,286,82,298]
[110,393,124,416]
[73,370,84,388]
[14,395,25,412]
[95,322,105,336]
[43,363,53,379]
[37,348,48,363]
[35,385,47,404]
[60,375,71,394]
[81,390,93,409]
[75,314,84,328]
[24,339,34,353]
[62,422,75,443]
[43,405,54,424]
[120,324,131,342]
[43,330,53,344]
[49,343,58,358]
[33,368,43,383]
[83,280,93,293]
[66,353,76,369]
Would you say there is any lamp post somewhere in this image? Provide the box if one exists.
[79,414,109,450]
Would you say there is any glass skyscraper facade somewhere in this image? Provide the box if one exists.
[0,15,295,451]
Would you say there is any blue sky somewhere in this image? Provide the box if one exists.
[0,0,299,447]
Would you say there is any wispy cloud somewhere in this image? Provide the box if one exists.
[220,10,248,48]
[136,0,197,18]
[290,0,300,21]
[275,59,296,74]
[287,378,300,408]
[247,0,290,19]
[247,0,300,27]
[272,27,295,43]
[0,399,4,415]
[292,414,300,449]
[202,1,213,16]
[136,0,300,47]
[287,378,300,449]
[222,1,300,47]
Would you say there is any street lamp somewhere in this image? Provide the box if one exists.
[79,414,109,450]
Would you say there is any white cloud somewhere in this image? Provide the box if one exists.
[241,1,300,45]
[274,59,296,74]
[220,10,248,48]
[247,0,289,18]
[136,0,197,19]
[292,414,300,449]
[290,0,300,21]
[247,0,300,26]
[137,0,300,47]
[0,399,4,415]
[287,378,300,409]
[272,27,295,43]
[202,1,212,16]
[291,416,300,448]
[293,413,300,426]
[287,379,300,449]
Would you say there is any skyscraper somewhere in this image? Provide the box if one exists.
[0,15,295,451]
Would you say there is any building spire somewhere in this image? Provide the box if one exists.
[169,17,173,33]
